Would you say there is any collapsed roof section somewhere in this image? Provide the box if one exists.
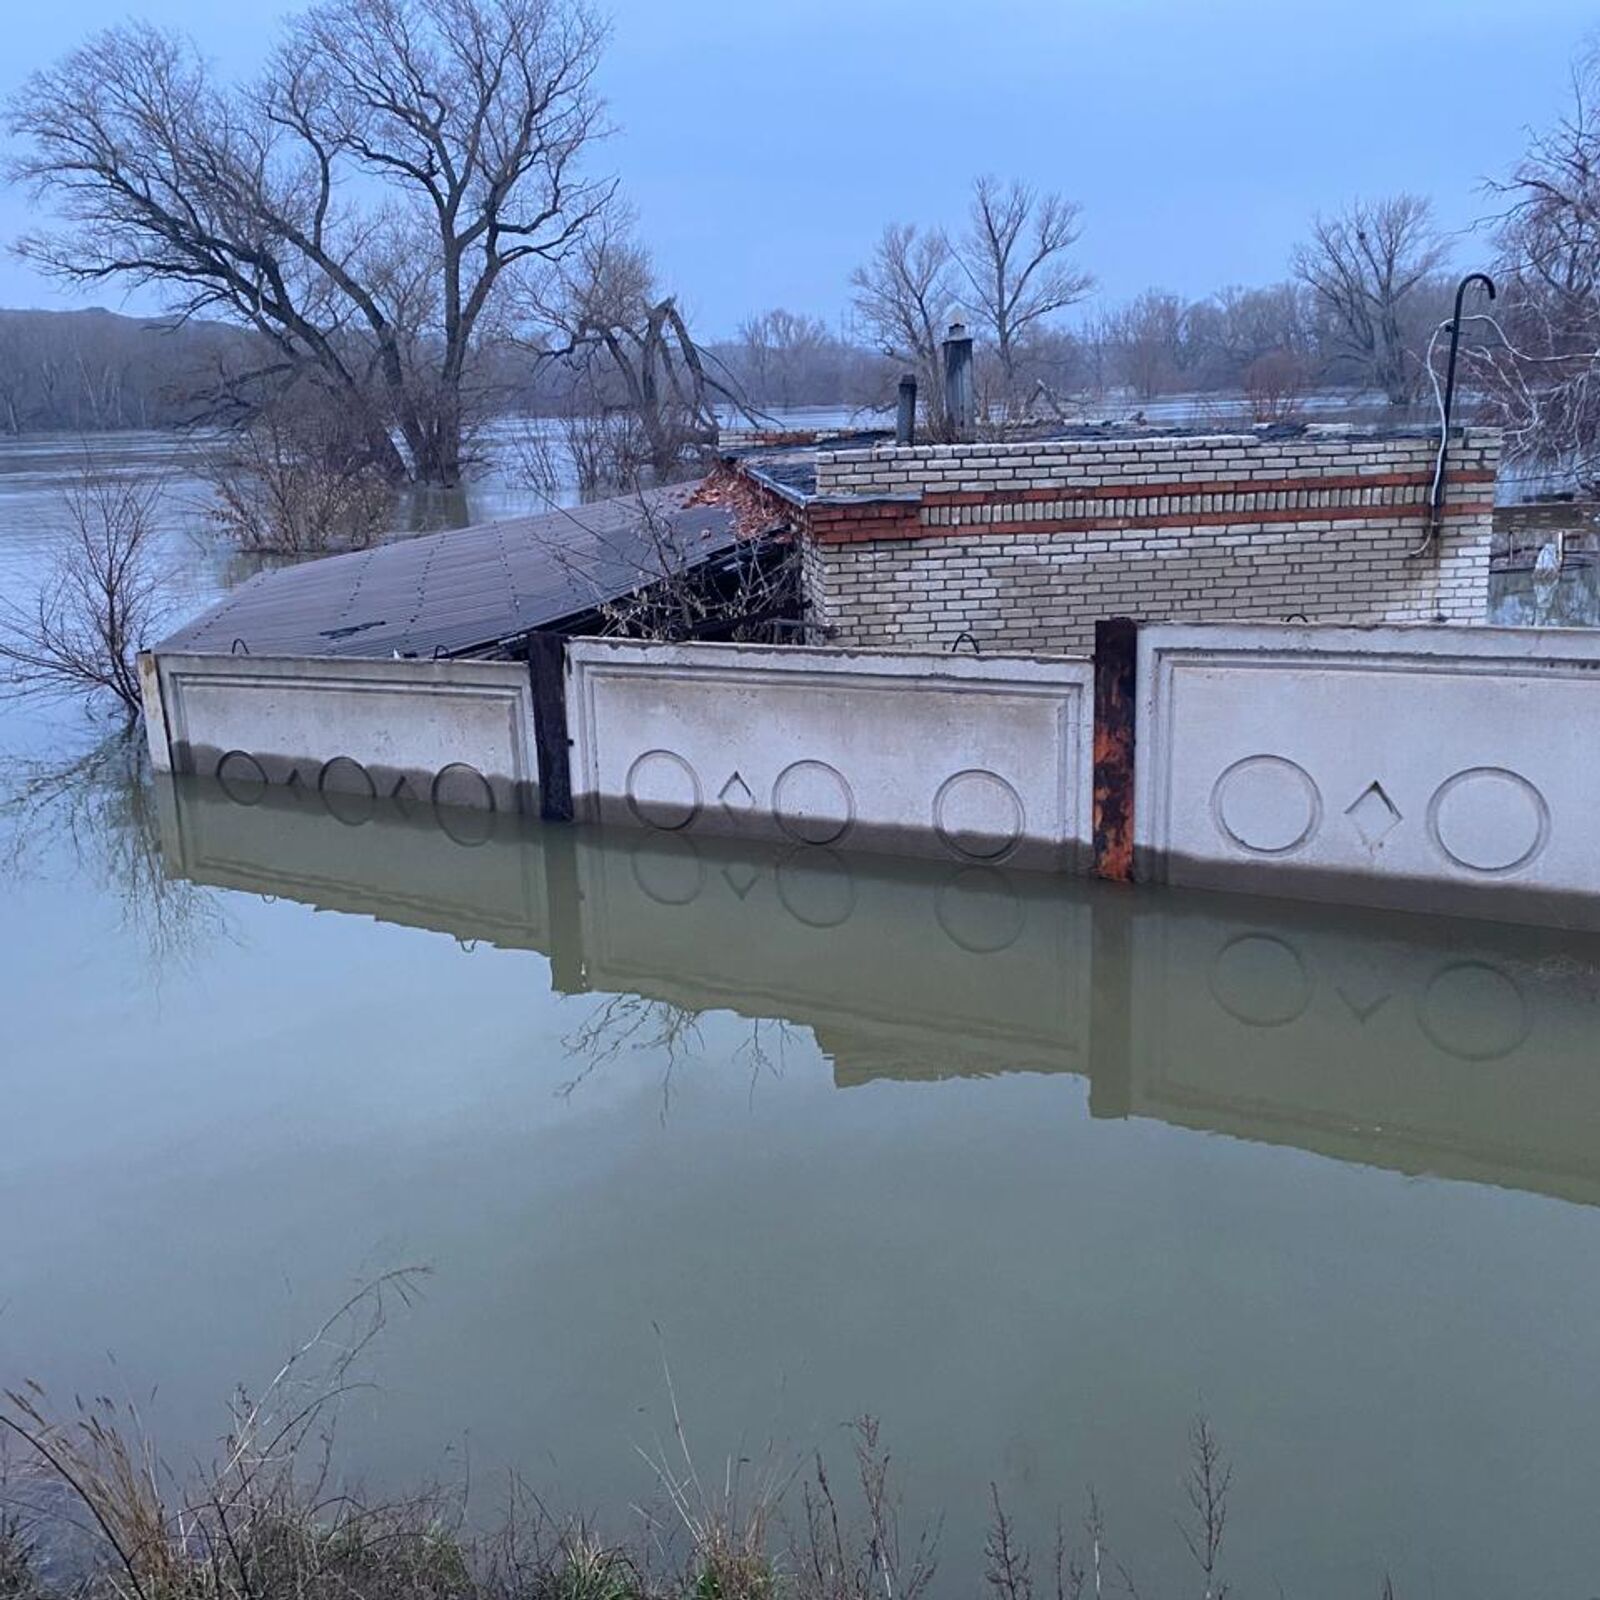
[156,484,742,661]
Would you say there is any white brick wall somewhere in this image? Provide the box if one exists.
[802,429,1498,653]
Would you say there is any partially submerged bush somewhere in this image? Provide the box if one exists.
[514,410,658,500]
[205,388,395,555]
[561,410,656,495]
[0,468,166,719]
[1243,349,1307,424]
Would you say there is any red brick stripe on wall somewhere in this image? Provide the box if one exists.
[807,493,1496,545]
[806,501,922,543]
[921,469,1493,509]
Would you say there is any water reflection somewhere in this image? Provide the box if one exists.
[1490,559,1600,627]
[2,736,229,968]
[158,773,1600,1208]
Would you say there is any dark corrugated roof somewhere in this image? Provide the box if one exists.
[157,485,738,660]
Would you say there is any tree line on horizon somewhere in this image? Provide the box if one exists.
[0,232,1464,442]
[1,0,1598,496]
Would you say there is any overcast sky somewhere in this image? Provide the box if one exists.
[1,0,1595,337]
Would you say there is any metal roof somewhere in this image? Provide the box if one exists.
[157,485,739,660]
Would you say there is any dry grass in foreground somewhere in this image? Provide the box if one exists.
[0,1274,1396,1600]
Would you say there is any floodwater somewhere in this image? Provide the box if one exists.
[1488,558,1600,628]
[5,431,1600,1597]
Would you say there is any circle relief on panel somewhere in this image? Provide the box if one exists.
[318,755,375,797]
[1208,933,1313,1029]
[933,769,1026,862]
[216,749,267,806]
[772,760,855,846]
[318,756,376,826]
[432,761,496,814]
[1210,755,1323,857]
[626,749,703,832]
[1416,961,1530,1061]
[1425,767,1549,876]
[431,764,496,844]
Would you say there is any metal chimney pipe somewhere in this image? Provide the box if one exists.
[943,321,974,442]
[895,373,917,445]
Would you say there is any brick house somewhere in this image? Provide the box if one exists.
[723,423,1500,653]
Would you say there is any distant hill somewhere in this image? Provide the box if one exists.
[0,306,258,434]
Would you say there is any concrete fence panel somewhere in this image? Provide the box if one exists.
[565,639,1094,871]
[143,651,539,813]
[1134,622,1600,925]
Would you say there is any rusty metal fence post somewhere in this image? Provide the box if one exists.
[1092,617,1138,882]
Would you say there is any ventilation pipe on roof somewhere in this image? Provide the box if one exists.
[943,322,974,442]
[896,373,917,445]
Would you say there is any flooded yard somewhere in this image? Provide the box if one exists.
[4,432,1600,1597]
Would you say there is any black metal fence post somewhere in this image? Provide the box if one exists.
[527,631,574,822]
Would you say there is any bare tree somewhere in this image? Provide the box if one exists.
[951,176,1092,406]
[1105,289,1189,401]
[0,469,167,718]
[1291,195,1450,404]
[0,309,260,435]
[7,0,611,487]
[733,309,841,408]
[1472,53,1600,485]
[850,223,958,433]
[0,321,27,436]
[529,224,753,481]
[1182,282,1314,391]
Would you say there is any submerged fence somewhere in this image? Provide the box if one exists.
[142,618,1600,929]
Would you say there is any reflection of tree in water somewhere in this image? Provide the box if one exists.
[0,729,230,970]
[560,993,805,1117]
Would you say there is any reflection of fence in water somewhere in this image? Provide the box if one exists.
[624,830,1034,955]
[170,770,1600,1203]
[1136,901,1600,1206]
[1206,932,1532,1062]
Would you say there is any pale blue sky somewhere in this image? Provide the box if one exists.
[1,0,1595,336]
